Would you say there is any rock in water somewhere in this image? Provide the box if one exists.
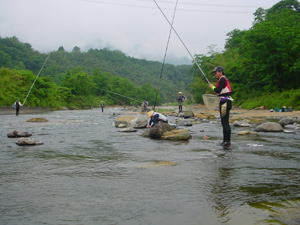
[255,122,283,132]
[26,118,48,122]
[118,128,137,132]
[149,121,174,139]
[16,138,43,146]
[161,129,191,141]
[7,130,32,138]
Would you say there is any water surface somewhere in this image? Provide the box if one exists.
[1,108,299,225]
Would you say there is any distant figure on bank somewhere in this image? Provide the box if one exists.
[100,104,104,112]
[14,100,23,116]
[209,66,233,149]
[141,100,149,112]
[177,92,186,113]
[147,111,168,128]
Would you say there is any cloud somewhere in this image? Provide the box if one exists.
[0,0,279,64]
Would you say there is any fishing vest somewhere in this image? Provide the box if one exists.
[216,75,232,95]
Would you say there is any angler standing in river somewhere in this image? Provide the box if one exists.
[209,66,233,149]
[177,92,186,113]
[14,100,23,116]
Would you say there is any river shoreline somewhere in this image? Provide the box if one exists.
[1,105,300,120]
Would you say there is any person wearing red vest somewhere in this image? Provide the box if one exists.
[209,66,233,149]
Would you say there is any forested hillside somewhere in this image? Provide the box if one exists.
[191,0,300,109]
[0,37,193,103]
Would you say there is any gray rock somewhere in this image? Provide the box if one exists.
[176,119,194,126]
[161,129,191,141]
[255,122,283,132]
[233,120,251,127]
[16,138,43,146]
[118,128,137,132]
[279,117,296,126]
[7,130,32,138]
[178,111,194,118]
[149,121,174,139]
[132,115,148,129]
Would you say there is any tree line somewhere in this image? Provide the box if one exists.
[191,0,300,109]
[0,66,159,108]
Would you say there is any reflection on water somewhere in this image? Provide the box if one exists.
[0,108,299,225]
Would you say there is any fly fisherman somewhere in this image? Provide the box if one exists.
[177,92,186,113]
[14,100,23,116]
[146,111,168,128]
[209,66,233,149]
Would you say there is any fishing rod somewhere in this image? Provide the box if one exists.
[22,54,50,105]
[151,0,211,84]
[100,88,145,104]
[153,0,179,110]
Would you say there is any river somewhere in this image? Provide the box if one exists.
[0,108,299,225]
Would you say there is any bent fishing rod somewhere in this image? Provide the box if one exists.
[22,54,50,105]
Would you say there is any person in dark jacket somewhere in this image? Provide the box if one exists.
[209,66,233,149]
[14,100,23,116]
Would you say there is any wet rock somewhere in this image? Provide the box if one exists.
[284,123,300,130]
[237,130,258,135]
[118,128,137,132]
[176,118,194,126]
[161,128,191,141]
[117,124,127,128]
[114,115,136,128]
[233,119,251,127]
[132,115,148,129]
[7,130,32,138]
[178,111,194,118]
[279,117,297,126]
[16,138,43,146]
[26,117,48,122]
[149,121,174,139]
[255,122,283,132]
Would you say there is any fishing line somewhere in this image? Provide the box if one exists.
[152,0,211,84]
[153,0,179,110]
[22,54,50,105]
[100,88,144,104]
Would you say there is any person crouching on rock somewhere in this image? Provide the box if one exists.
[147,111,168,128]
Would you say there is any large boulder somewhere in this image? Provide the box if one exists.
[132,115,148,128]
[161,129,191,141]
[149,121,174,139]
[16,138,43,146]
[255,122,283,132]
[114,115,136,128]
[7,130,32,138]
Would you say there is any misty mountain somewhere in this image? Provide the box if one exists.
[0,36,193,102]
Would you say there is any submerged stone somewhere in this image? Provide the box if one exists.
[26,118,48,122]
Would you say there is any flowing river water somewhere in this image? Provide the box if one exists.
[0,108,300,225]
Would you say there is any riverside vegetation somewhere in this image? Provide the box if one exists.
[0,0,299,109]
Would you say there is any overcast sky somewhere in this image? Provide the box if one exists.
[0,0,280,64]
